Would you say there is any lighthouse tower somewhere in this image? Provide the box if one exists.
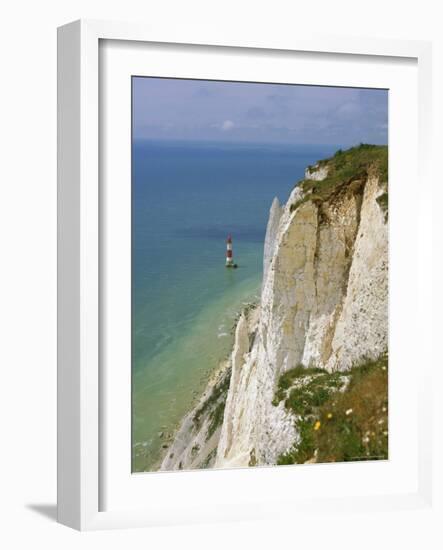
[226,235,237,268]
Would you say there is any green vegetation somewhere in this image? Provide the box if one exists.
[193,368,231,428]
[284,371,346,415]
[191,444,200,457]
[277,417,317,465]
[275,354,388,465]
[272,364,326,405]
[192,367,231,443]
[249,448,258,467]
[291,144,388,211]
[199,448,217,469]
[289,193,323,212]
[206,401,226,440]
[376,191,389,220]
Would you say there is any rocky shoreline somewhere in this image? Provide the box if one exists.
[159,303,260,471]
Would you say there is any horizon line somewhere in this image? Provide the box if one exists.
[131,137,388,149]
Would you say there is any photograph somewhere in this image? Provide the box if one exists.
[131,76,389,473]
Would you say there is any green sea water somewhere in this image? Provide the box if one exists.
[132,140,336,471]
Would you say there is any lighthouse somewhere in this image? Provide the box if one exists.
[226,235,238,268]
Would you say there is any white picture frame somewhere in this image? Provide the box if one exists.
[57,19,433,531]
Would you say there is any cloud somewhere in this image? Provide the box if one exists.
[132,77,388,145]
[221,120,235,131]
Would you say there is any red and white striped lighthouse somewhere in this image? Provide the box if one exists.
[226,234,237,268]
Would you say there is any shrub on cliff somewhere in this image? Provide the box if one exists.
[276,354,388,465]
[292,144,388,208]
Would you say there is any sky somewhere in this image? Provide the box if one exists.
[133,77,388,147]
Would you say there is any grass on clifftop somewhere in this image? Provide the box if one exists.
[291,144,388,212]
[275,354,388,465]
[272,365,342,409]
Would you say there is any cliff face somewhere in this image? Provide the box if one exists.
[216,146,388,468]
[163,145,388,471]
[262,197,283,286]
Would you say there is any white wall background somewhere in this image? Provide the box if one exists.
[0,1,441,548]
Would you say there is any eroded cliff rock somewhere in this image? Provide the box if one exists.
[216,145,388,468]
[163,144,388,470]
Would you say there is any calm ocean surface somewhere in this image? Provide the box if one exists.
[132,139,336,471]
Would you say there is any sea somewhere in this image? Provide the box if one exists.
[132,139,336,472]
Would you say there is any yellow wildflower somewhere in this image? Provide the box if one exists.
[327,413,333,419]
[314,421,321,431]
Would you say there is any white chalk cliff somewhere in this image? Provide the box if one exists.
[162,147,388,471]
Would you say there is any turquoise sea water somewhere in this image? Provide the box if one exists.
[132,140,336,471]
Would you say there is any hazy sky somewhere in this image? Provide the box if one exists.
[133,77,388,147]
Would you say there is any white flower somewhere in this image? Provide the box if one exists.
[345,408,353,416]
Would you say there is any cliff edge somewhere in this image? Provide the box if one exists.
[162,144,389,471]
